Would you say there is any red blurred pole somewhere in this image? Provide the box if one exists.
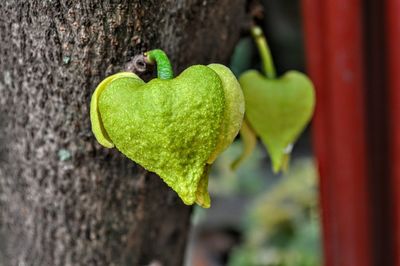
[387,0,400,265]
[300,0,333,264]
[302,1,373,265]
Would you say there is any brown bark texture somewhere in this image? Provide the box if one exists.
[0,1,245,265]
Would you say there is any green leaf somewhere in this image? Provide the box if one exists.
[90,72,142,148]
[207,64,245,163]
[240,70,315,173]
[231,118,257,170]
[98,66,224,205]
[195,165,211,208]
[90,50,245,207]
[93,63,246,207]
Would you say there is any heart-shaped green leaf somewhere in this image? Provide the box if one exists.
[91,49,244,208]
[239,70,315,172]
[94,63,245,207]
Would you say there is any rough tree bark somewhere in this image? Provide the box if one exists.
[0,1,246,265]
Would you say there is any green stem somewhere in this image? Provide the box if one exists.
[145,49,174,80]
[251,26,276,79]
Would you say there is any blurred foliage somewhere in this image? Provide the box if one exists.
[228,159,321,266]
[230,37,255,77]
[208,141,272,197]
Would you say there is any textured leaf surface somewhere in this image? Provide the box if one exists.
[207,64,245,163]
[90,72,142,148]
[195,165,211,208]
[240,70,315,172]
[98,66,225,205]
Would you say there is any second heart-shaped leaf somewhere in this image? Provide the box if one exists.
[239,70,315,172]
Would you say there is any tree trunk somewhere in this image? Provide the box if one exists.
[0,1,245,265]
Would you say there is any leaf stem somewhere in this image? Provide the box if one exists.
[251,26,276,79]
[145,49,174,80]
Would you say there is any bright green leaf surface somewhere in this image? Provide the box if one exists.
[195,165,211,208]
[207,64,245,163]
[240,70,315,173]
[98,65,225,206]
[90,72,142,148]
